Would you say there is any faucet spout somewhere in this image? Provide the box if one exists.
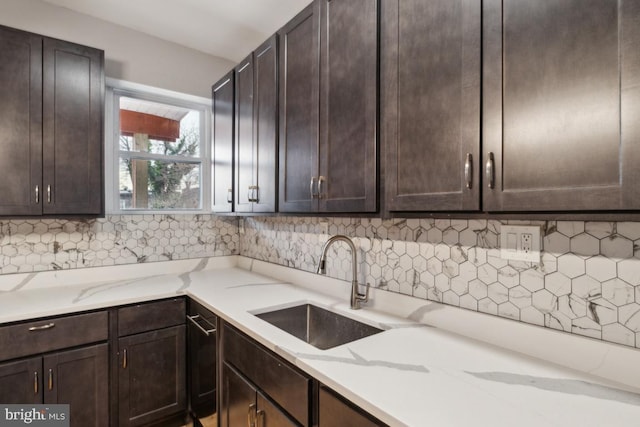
[315,235,369,309]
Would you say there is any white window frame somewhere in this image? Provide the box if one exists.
[105,78,212,214]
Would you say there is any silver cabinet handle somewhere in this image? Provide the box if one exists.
[248,185,259,203]
[257,409,265,427]
[34,372,38,395]
[310,177,318,199]
[465,153,473,189]
[318,176,326,199]
[48,368,53,391]
[485,152,495,189]
[47,185,51,203]
[35,185,39,204]
[187,314,216,336]
[123,349,127,369]
[227,188,233,204]
[28,322,55,331]
[247,403,256,427]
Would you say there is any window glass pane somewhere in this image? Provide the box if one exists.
[119,158,201,210]
[119,97,200,157]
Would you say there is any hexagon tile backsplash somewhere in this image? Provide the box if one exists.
[2,213,640,350]
[240,217,640,350]
[0,215,238,273]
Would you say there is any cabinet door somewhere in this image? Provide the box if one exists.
[235,54,255,213]
[319,386,385,427]
[383,0,481,212]
[483,0,640,211]
[0,26,42,216]
[188,311,217,417]
[257,392,298,427]
[319,0,378,213]
[0,357,42,404]
[118,326,186,427]
[253,35,278,213]
[278,2,320,213]
[42,38,104,215]
[212,71,235,213]
[43,344,108,427]
[220,363,256,427]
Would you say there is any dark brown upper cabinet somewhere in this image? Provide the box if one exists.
[279,0,378,213]
[382,0,481,212]
[212,71,235,213]
[278,2,320,213]
[0,25,104,217]
[483,0,640,211]
[235,35,278,213]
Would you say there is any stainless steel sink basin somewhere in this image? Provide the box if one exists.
[255,304,383,350]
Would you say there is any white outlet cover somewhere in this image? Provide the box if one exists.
[500,225,541,263]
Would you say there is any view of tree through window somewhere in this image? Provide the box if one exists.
[118,97,203,210]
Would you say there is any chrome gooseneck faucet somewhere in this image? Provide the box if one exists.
[316,235,369,309]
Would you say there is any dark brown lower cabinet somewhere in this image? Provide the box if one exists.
[118,325,186,426]
[187,300,217,420]
[0,345,108,427]
[318,385,386,427]
[0,356,42,404]
[221,363,297,427]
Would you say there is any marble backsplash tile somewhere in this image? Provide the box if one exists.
[239,217,640,350]
[0,214,238,273]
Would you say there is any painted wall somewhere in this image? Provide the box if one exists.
[0,0,235,97]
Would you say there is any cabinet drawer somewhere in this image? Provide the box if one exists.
[223,322,311,427]
[118,298,185,337]
[0,311,108,362]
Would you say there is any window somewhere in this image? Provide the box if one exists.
[106,80,211,213]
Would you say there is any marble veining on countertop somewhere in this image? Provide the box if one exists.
[0,256,639,426]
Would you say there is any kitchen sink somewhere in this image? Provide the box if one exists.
[255,304,383,350]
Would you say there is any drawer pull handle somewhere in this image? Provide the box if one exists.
[123,349,127,369]
[47,185,51,204]
[35,185,39,204]
[34,372,38,394]
[28,322,55,331]
[227,188,233,204]
[248,403,257,427]
[187,314,216,336]
[48,369,53,391]
[257,409,265,427]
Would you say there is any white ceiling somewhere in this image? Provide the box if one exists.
[40,0,310,62]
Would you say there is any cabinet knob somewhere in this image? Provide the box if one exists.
[464,153,473,189]
[485,152,495,189]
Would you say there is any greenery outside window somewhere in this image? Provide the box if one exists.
[107,80,211,213]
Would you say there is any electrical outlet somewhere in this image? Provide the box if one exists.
[500,225,541,263]
[521,233,532,253]
[320,221,329,234]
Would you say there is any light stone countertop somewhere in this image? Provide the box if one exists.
[0,256,639,426]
